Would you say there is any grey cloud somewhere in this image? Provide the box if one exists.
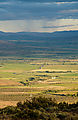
[0,0,78,3]
[14,0,78,2]
[0,0,78,20]
[42,24,78,28]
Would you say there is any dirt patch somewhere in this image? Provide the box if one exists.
[0,100,18,108]
[0,92,38,95]
[0,79,22,86]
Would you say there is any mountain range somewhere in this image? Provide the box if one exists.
[0,30,78,58]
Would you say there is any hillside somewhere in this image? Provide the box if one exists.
[0,96,78,120]
[0,30,78,58]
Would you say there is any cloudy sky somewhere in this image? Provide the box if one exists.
[0,0,78,32]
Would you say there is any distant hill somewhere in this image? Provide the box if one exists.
[0,30,78,58]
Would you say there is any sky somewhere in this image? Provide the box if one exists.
[0,0,78,32]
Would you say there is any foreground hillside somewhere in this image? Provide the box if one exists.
[0,96,78,120]
[0,30,78,58]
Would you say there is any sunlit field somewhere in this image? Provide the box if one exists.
[0,57,78,108]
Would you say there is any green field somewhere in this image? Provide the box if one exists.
[0,57,78,108]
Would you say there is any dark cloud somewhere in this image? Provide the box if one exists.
[15,0,78,2]
[0,0,78,21]
[0,0,78,3]
[0,0,8,2]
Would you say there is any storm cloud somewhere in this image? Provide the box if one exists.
[0,0,78,32]
[0,0,78,20]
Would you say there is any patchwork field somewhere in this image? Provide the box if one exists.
[0,57,78,108]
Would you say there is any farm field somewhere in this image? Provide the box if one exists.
[0,57,78,108]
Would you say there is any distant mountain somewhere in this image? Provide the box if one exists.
[0,30,78,40]
[0,30,78,58]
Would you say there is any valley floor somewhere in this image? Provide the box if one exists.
[0,57,78,108]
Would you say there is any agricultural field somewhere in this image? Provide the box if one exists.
[0,57,78,108]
